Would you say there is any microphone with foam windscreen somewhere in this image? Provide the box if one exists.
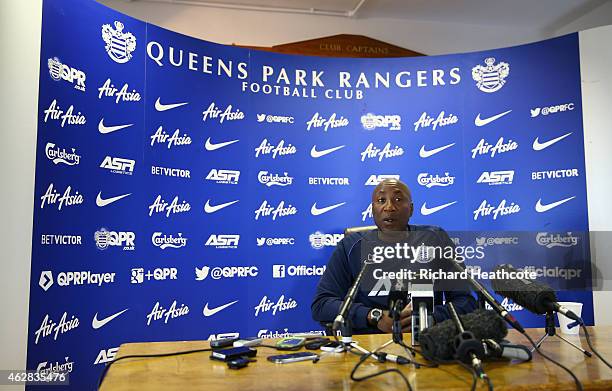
[419,309,508,361]
[491,264,582,322]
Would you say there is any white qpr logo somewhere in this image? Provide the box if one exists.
[98,78,141,103]
[257,171,293,187]
[306,112,349,131]
[477,171,514,185]
[205,234,240,248]
[361,142,404,162]
[150,126,192,148]
[40,183,83,210]
[131,267,177,284]
[34,312,79,344]
[202,102,244,123]
[101,21,136,64]
[531,103,574,117]
[94,228,135,251]
[418,173,455,188]
[309,231,344,249]
[471,137,518,159]
[45,143,81,166]
[206,169,240,184]
[47,57,85,91]
[413,111,458,131]
[536,232,579,248]
[254,295,297,317]
[257,113,294,123]
[151,165,191,179]
[146,300,189,326]
[100,156,135,175]
[43,99,86,127]
[361,113,401,130]
[361,204,373,221]
[472,57,510,93]
[152,232,187,249]
[254,200,297,220]
[473,199,520,220]
[365,174,399,186]
[254,139,296,158]
[148,195,191,217]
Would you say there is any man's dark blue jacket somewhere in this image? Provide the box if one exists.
[311,225,478,333]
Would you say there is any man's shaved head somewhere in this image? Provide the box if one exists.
[371,179,413,231]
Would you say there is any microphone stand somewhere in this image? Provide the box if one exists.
[447,303,488,380]
[531,311,592,357]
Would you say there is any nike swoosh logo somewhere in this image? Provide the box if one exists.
[310,145,345,158]
[474,110,512,127]
[205,137,240,151]
[155,97,188,112]
[204,199,239,213]
[92,308,129,329]
[311,202,346,216]
[420,201,457,215]
[419,143,455,158]
[532,132,573,151]
[98,119,134,134]
[203,300,238,317]
[535,196,575,213]
[96,192,131,207]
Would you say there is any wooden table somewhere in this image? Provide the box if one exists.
[99,326,612,390]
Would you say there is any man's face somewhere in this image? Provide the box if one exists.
[371,181,413,231]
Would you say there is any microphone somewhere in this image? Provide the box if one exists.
[445,259,525,333]
[419,309,507,361]
[410,283,434,346]
[388,277,410,343]
[333,260,370,334]
[491,264,582,322]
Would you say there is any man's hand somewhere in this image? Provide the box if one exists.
[377,303,413,333]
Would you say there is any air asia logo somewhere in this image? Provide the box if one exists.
[94,348,118,365]
[309,177,350,185]
[36,357,74,376]
[257,237,295,246]
[41,234,82,246]
[473,199,520,220]
[419,143,455,158]
[532,168,579,181]
[151,165,191,179]
[101,21,136,63]
[47,57,85,91]
[535,196,575,213]
[361,204,373,221]
[311,202,346,216]
[472,57,510,93]
[309,231,344,249]
[146,300,189,326]
[202,102,244,123]
[40,183,83,210]
[34,312,79,344]
[39,271,53,291]
[361,142,404,162]
[39,270,115,289]
[306,112,348,131]
[205,169,240,184]
[365,174,399,186]
[420,201,457,216]
[257,113,294,123]
[254,139,296,158]
[531,102,574,117]
[98,78,141,103]
[310,144,345,158]
[131,267,177,284]
[418,173,455,188]
[45,143,81,166]
[272,265,326,278]
[43,99,86,127]
[205,234,240,249]
[361,113,401,130]
[413,111,458,131]
[195,266,258,280]
[255,200,297,220]
[536,232,579,248]
[94,228,135,251]
[100,156,135,175]
[475,236,519,247]
[532,132,572,151]
[150,126,192,148]
[148,195,191,217]
[258,171,294,187]
[471,137,518,158]
[477,171,514,185]
[254,295,297,317]
[152,232,187,249]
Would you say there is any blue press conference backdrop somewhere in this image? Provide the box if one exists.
[28,0,593,388]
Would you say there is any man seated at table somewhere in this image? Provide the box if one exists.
[311,179,478,334]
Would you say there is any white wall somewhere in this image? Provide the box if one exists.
[1,0,611,381]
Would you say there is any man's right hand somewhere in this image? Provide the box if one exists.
[377,304,413,333]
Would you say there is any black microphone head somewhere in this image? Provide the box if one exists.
[491,264,557,314]
[419,309,507,361]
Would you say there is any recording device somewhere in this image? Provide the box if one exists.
[233,338,263,347]
[333,260,370,335]
[304,338,330,350]
[320,341,344,352]
[482,339,532,361]
[210,337,239,349]
[410,283,434,346]
[210,346,257,362]
[419,309,508,361]
[267,352,319,364]
[491,264,582,322]
[276,337,306,350]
